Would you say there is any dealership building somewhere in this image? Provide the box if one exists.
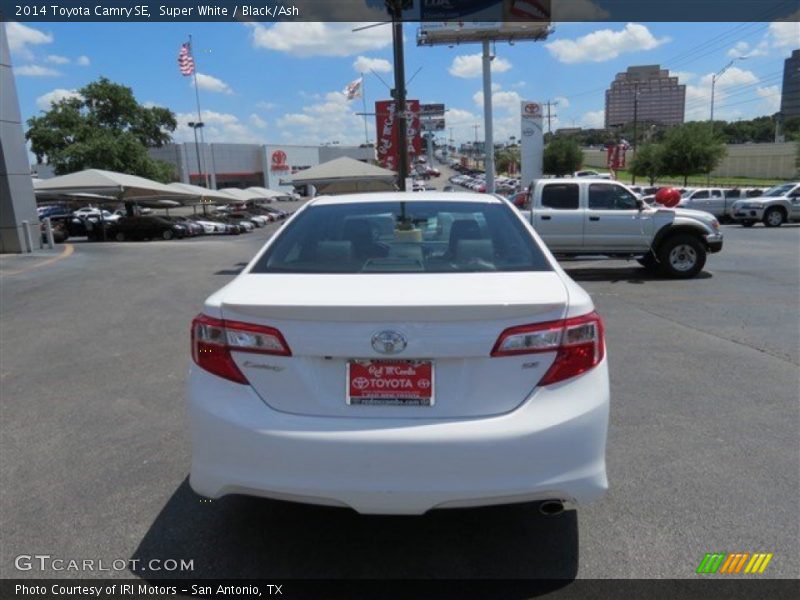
[148,142,375,192]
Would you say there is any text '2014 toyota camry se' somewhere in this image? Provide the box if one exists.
[188,192,609,515]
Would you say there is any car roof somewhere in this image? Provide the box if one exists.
[308,192,504,206]
[538,177,621,184]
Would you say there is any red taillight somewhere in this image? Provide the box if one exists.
[491,311,605,385]
[191,314,291,385]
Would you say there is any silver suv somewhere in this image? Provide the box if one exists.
[730,182,800,227]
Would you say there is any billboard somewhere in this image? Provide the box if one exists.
[419,103,445,117]
[375,100,422,171]
[421,118,446,132]
[520,101,544,186]
[417,1,551,47]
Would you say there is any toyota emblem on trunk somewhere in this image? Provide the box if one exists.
[372,330,407,355]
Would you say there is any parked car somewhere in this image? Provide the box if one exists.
[519,178,723,278]
[676,187,739,221]
[112,216,186,241]
[574,170,612,180]
[228,211,270,228]
[166,216,205,237]
[193,218,238,235]
[188,192,609,515]
[730,182,800,227]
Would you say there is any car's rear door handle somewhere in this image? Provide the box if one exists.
[540,215,551,220]
[589,216,600,221]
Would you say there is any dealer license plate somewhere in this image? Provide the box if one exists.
[346,360,434,406]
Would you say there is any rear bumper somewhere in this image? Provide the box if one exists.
[187,360,609,515]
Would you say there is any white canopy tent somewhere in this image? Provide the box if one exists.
[290,157,397,195]
[33,169,195,204]
[245,186,293,201]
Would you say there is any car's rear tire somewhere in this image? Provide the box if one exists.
[657,234,707,279]
[741,220,755,227]
[115,232,126,242]
[763,207,785,228]
[162,229,174,240]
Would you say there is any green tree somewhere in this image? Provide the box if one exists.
[629,143,665,185]
[495,145,520,174]
[543,137,583,177]
[26,77,177,182]
[660,122,727,185]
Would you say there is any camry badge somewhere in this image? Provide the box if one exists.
[371,330,407,355]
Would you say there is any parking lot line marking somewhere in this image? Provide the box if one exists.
[1,243,74,276]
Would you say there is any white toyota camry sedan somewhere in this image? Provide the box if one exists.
[188,192,609,515]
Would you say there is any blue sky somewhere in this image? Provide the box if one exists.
[7,20,798,151]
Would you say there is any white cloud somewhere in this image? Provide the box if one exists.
[769,12,800,48]
[277,90,368,145]
[510,81,527,89]
[553,96,570,109]
[545,23,669,64]
[249,113,267,129]
[76,55,91,66]
[580,110,605,129]
[353,55,392,73]
[248,22,391,57]
[35,88,81,110]
[195,73,233,94]
[256,101,278,110]
[175,110,264,144]
[473,88,522,112]
[757,85,781,113]
[15,65,61,77]
[449,53,512,78]
[727,40,768,58]
[672,70,695,83]
[685,67,761,120]
[6,23,53,59]
[45,55,70,65]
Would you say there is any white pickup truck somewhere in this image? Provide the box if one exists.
[519,178,724,278]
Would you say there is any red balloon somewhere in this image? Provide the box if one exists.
[655,187,681,208]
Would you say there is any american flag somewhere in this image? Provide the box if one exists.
[344,77,363,100]
[178,42,195,76]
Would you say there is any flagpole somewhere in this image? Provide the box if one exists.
[189,34,210,188]
[361,73,369,145]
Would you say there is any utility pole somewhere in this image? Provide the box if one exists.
[544,99,559,134]
[631,84,639,185]
[387,0,409,190]
[481,39,495,193]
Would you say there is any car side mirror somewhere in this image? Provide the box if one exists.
[635,198,644,211]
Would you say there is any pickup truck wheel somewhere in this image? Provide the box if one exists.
[657,234,707,279]
[763,207,785,228]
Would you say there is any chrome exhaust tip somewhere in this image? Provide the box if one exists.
[539,500,565,516]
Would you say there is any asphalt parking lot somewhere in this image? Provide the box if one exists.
[1,207,798,585]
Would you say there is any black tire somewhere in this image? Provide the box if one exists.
[162,229,174,241]
[657,234,707,279]
[741,221,755,228]
[763,207,785,228]
[637,253,662,273]
[115,232,126,242]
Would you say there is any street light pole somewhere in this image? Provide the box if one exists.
[187,121,205,187]
[388,1,408,191]
[632,84,639,185]
[708,56,746,182]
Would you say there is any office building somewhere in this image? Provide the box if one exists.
[605,65,686,128]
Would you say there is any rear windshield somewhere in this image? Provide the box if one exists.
[251,201,552,273]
